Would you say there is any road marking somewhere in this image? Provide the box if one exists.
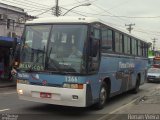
[97,97,139,120]
[0,109,10,112]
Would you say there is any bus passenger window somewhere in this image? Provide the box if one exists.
[115,32,122,53]
[124,36,131,54]
[102,29,113,51]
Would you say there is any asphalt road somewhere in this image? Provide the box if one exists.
[0,83,159,120]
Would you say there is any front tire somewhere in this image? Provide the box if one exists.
[94,82,109,109]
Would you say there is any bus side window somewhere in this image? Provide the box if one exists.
[102,28,113,52]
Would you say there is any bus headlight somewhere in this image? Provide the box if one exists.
[17,89,23,95]
[17,79,29,84]
[63,83,83,89]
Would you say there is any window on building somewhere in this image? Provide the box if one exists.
[7,19,10,29]
[13,20,15,30]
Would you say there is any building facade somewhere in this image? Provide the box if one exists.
[0,3,34,80]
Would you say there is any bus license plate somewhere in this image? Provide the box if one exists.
[40,92,51,98]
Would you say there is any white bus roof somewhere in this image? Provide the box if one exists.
[26,16,100,24]
[26,16,147,42]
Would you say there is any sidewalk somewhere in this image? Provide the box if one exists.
[102,85,160,120]
[117,87,160,113]
[0,78,16,88]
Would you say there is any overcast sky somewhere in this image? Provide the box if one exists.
[1,0,160,49]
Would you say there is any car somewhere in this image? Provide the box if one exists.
[147,67,160,82]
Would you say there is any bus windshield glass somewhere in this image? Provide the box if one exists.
[20,24,87,73]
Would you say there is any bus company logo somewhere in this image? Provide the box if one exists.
[119,62,135,69]
[42,80,47,86]
[18,73,29,78]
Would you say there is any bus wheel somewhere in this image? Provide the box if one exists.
[94,82,108,109]
[132,76,140,94]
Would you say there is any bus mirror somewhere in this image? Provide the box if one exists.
[15,43,21,57]
[13,38,17,48]
[10,48,14,57]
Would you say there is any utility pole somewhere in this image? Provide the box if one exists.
[125,23,135,33]
[53,0,61,16]
[152,38,157,51]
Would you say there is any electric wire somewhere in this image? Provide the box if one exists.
[26,8,52,12]
[1,0,159,40]
[8,0,50,9]
[0,0,50,10]
[106,0,130,11]
[61,7,86,16]
[20,0,51,7]
[35,7,53,17]
[74,0,102,15]
[61,0,99,7]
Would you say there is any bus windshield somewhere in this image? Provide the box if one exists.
[20,24,88,73]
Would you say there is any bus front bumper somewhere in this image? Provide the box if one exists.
[17,83,87,107]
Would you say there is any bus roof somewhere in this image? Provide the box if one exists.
[26,16,100,24]
[26,16,147,42]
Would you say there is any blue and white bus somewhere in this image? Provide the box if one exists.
[17,17,148,109]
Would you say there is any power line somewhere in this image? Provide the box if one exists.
[61,7,86,16]
[91,3,131,25]
[61,7,160,36]
[9,0,50,9]
[74,0,103,15]
[26,8,52,12]
[98,19,160,37]
[103,15,160,19]
[134,27,160,34]
[20,0,51,7]
[35,7,53,17]
[51,7,160,19]
[0,0,49,10]
[133,30,160,37]
[61,0,98,7]
[106,0,130,11]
